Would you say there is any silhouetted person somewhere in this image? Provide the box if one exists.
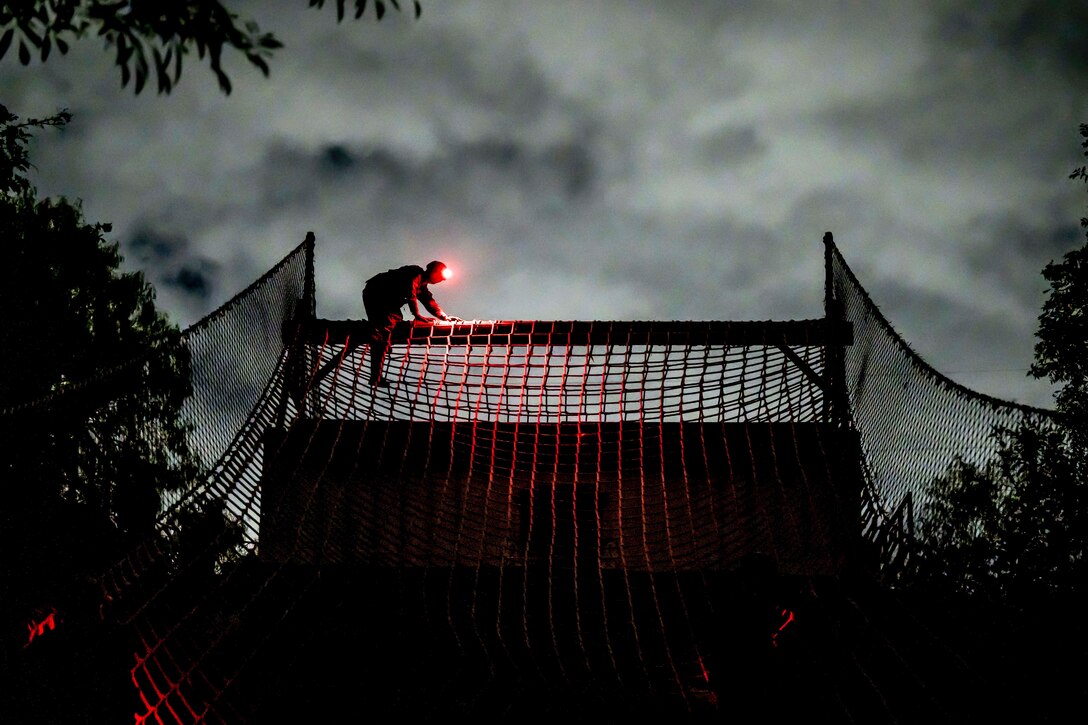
[363,260,459,387]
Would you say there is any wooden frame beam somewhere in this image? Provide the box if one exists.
[287,318,853,348]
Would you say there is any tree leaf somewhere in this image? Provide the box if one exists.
[153,47,169,92]
[251,54,269,76]
[116,33,131,65]
[134,46,149,94]
[19,21,40,45]
[0,28,13,60]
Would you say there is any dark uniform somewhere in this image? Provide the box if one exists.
[363,264,450,386]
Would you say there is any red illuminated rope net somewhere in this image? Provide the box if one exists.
[246,311,859,711]
[5,232,1060,721]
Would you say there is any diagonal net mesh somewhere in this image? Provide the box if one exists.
[4,232,1058,722]
[825,236,1059,571]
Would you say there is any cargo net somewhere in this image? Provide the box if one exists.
[826,240,1058,573]
[8,233,1054,722]
[298,322,830,425]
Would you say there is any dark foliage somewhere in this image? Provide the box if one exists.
[0,0,420,95]
[0,104,198,637]
[0,104,197,525]
[0,103,249,723]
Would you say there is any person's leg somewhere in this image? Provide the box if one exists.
[368,310,401,387]
[363,290,389,386]
[369,324,388,385]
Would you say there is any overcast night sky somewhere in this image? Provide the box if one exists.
[1,0,1085,410]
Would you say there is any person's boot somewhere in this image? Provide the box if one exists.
[370,358,388,388]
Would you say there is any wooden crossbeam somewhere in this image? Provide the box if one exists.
[285,318,853,348]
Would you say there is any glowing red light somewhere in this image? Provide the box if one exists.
[771,608,795,648]
[25,608,57,647]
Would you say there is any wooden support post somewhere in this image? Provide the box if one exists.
[823,232,849,426]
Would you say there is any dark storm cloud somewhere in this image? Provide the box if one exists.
[254,132,597,228]
[961,211,1083,308]
[806,2,1083,181]
[813,65,1074,180]
[452,138,595,201]
[129,227,182,263]
[162,263,217,300]
[321,144,355,172]
[126,226,220,304]
[935,0,1088,78]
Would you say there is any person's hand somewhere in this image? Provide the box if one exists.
[445,316,464,323]
[414,316,435,324]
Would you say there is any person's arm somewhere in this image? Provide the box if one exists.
[420,288,449,320]
[409,276,439,321]
[423,291,462,322]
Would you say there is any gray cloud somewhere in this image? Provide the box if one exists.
[126,226,221,315]
[697,125,767,168]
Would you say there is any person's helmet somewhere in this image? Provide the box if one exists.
[426,260,452,281]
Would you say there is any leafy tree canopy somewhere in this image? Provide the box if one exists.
[916,123,1088,612]
[1031,122,1088,447]
[0,105,198,602]
[918,422,1087,605]
[0,0,421,95]
[0,108,227,716]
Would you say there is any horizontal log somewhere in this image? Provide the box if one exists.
[284,317,853,348]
